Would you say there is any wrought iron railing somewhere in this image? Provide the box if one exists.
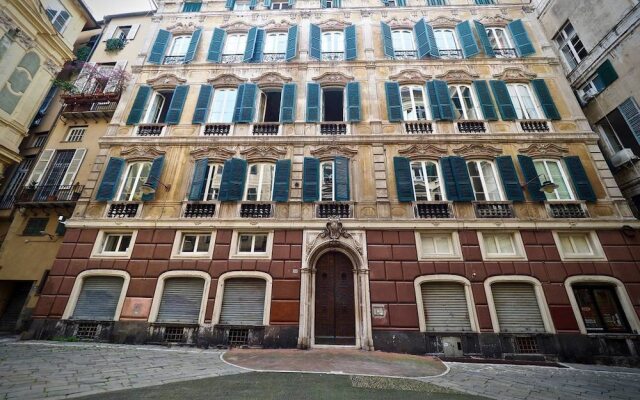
[548,202,588,218]
[316,202,352,218]
[320,123,348,135]
[240,202,274,218]
[414,202,452,219]
[136,124,165,136]
[107,203,140,218]
[252,123,280,136]
[457,121,487,133]
[438,49,463,59]
[62,101,118,115]
[17,184,83,203]
[494,48,518,58]
[203,123,232,136]
[321,52,345,61]
[405,122,433,134]
[520,120,550,133]
[475,202,514,218]
[394,50,418,60]
[262,53,286,62]
[163,55,185,65]
[183,203,217,218]
[221,54,244,63]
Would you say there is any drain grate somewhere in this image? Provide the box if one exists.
[515,337,539,354]
[163,326,185,343]
[228,328,249,346]
[75,323,98,339]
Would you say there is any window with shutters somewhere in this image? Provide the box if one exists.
[507,84,542,120]
[156,277,206,324]
[222,34,247,63]
[233,232,272,257]
[142,90,174,125]
[270,0,292,9]
[116,161,152,201]
[554,22,587,71]
[234,1,252,10]
[578,61,618,102]
[392,30,417,59]
[490,281,547,333]
[401,86,429,121]
[203,163,224,200]
[95,232,134,256]
[321,31,344,61]
[427,0,448,4]
[182,2,203,12]
[244,163,275,201]
[320,161,335,201]
[65,126,86,142]
[571,285,631,333]
[218,276,269,325]
[70,275,125,321]
[533,159,574,201]
[553,231,605,260]
[208,88,237,123]
[256,89,282,123]
[32,134,48,148]
[322,88,345,122]
[263,33,287,62]
[410,160,444,201]
[420,282,473,332]
[434,29,462,59]
[449,85,482,120]
[416,232,462,260]
[22,218,49,236]
[479,231,526,260]
[323,0,339,8]
[485,27,516,58]
[164,35,191,64]
[466,160,503,201]
[595,99,640,157]
[43,0,70,33]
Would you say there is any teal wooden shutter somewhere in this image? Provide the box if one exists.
[218,158,247,202]
[249,0,257,8]
[273,159,291,202]
[619,98,640,145]
[334,156,350,201]
[428,80,454,121]
[148,29,171,64]
[507,19,535,57]
[225,0,235,8]
[232,84,245,123]
[288,0,295,5]
[344,25,357,60]
[280,83,297,124]
[251,29,265,62]
[473,80,498,121]
[490,80,517,120]
[385,81,403,122]
[474,20,495,57]
[440,157,458,201]
[188,158,209,201]
[456,21,480,58]
[393,157,414,202]
[192,85,213,124]
[96,157,125,201]
[517,155,546,202]
[381,22,394,59]
[207,28,226,62]
[233,83,257,123]
[303,157,320,202]
[243,27,258,62]
[397,0,406,5]
[531,79,560,120]
[306,82,321,122]
[346,82,361,122]
[414,19,439,58]
[426,81,441,120]
[165,85,189,125]
[495,156,525,202]
[184,28,202,63]
[564,156,597,202]
[286,25,298,61]
[309,24,321,60]
[441,157,474,201]
[264,0,272,7]
[141,156,165,202]
[596,60,618,88]
[126,86,151,125]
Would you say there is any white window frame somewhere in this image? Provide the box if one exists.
[410,160,445,202]
[171,231,216,259]
[321,31,345,53]
[62,270,131,320]
[143,92,168,124]
[207,88,237,123]
[320,160,335,201]
[414,275,479,333]
[478,231,527,260]
[44,0,71,33]
[270,0,291,9]
[391,29,416,52]
[167,35,192,57]
[533,159,575,201]
[203,163,224,201]
[256,89,283,124]
[507,83,542,120]
[554,21,586,71]
[449,84,482,120]
[243,163,275,201]
[223,33,248,56]
[466,160,504,201]
[263,32,288,55]
[230,231,274,259]
[485,27,513,50]
[433,28,460,51]
[91,231,138,259]
[113,26,132,41]
[415,231,462,260]
[65,126,87,142]
[147,270,211,325]
[211,271,273,325]
[116,161,152,202]
[552,231,606,261]
[320,87,347,123]
[233,1,252,10]
[400,85,430,121]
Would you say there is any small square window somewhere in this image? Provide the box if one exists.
[180,234,211,254]
[23,218,49,236]
[554,231,605,260]
[479,232,526,260]
[233,232,272,258]
[32,135,48,148]
[102,234,132,253]
[91,231,137,258]
[66,127,86,142]
[416,232,462,260]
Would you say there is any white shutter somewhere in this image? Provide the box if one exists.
[60,149,86,187]
[27,149,55,185]
[219,279,266,325]
[619,97,640,142]
[492,283,546,333]
[72,276,124,320]
[102,24,118,41]
[156,278,205,324]
[127,24,140,40]
[104,61,127,93]
[421,283,472,332]
[73,62,95,93]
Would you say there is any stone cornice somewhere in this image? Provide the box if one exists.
[436,69,480,84]
[239,145,288,162]
[251,72,293,88]
[208,73,247,87]
[312,72,355,87]
[493,67,537,83]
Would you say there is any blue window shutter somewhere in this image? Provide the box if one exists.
[148,29,171,64]
[243,27,258,62]
[225,0,235,9]
[126,86,151,125]
[473,80,498,121]
[251,29,265,62]
[432,80,454,121]
[346,81,361,122]
[280,83,297,124]
[273,159,291,202]
[141,156,165,202]
[334,156,350,201]
[531,79,561,120]
[165,85,190,125]
[495,156,525,202]
[192,85,213,124]
[381,22,394,59]
[517,155,546,202]
[249,0,257,8]
[385,81,403,122]
[233,83,257,123]
[302,157,320,202]
[309,24,321,61]
[184,28,202,63]
[414,19,438,59]
[456,21,480,58]
[96,158,125,201]
[490,80,517,121]
[397,0,406,5]
[207,28,226,62]
[564,156,597,202]
[288,0,295,5]
[232,84,245,123]
[344,25,357,60]
[440,157,458,201]
[474,20,495,57]
[264,0,272,7]
[596,60,619,88]
[450,156,475,202]
[218,158,247,202]
[306,82,321,123]
[425,81,441,120]
[393,157,414,202]
[286,25,298,61]
[619,98,640,145]
[188,158,209,201]
[507,19,535,57]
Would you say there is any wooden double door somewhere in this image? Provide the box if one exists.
[314,252,356,345]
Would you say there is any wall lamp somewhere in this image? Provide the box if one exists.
[521,174,559,194]
[140,177,171,196]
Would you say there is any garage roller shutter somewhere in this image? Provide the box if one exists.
[492,283,545,333]
[421,283,472,332]
[72,277,124,321]
[219,278,266,325]
[156,278,205,324]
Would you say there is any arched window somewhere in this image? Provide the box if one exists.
[532,159,574,201]
[507,83,542,119]
[63,270,130,321]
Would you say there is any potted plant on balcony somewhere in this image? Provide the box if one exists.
[105,38,125,53]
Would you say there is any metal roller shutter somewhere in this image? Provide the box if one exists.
[72,276,124,320]
[219,278,266,325]
[421,283,472,332]
[492,283,545,333]
[156,278,205,324]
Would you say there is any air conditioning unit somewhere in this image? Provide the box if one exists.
[580,87,599,104]
[611,148,638,168]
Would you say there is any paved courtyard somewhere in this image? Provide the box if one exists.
[0,339,639,399]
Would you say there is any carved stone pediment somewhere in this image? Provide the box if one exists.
[120,147,166,160]
[305,218,363,257]
[310,145,358,161]
[315,18,352,30]
[146,73,187,89]
[428,16,462,28]
[240,146,287,162]
[208,73,247,88]
[251,72,292,88]
[388,69,431,85]
[166,21,200,35]
[493,67,537,83]
[0,12,35,49]
[398,144,447,159]
[518,144,569,158]
[453,144,502,159]
[220,21,253,33]
[312,72,354,87]
[261,19,295,32]
[383,17,416,30]
[190,146,236,162]
[477,15,513,27]
[436,69,480,83]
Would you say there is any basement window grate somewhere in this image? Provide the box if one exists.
[163,326,185,343]
[75,323,98,339]
[515,337,539,354]
[228,328,249,347]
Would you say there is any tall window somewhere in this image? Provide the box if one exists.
[233,1,252,10]
[322,88,344,122]
[44,0,70,33]
[257,90,282,123]
[554,22,587,70]
[467,160,502,201]
[596,100,640,157]
[449,85,481,120]
[244,163,275,201]
[533,159,573,201]
[322,31,344,54]
[410,160,443,201]
[434,29,460,58]
[401,85,428,121]
[270,0,291,9]
[320,161,334,201]
[165,35,191,63]
[143,91,173,124]
[208,88,237,123]
[117,162,151,201]
[203,163,224,201]
[264,32,287,55]
[392,30,416,58]
[223,34,247,58]
[572,285,630,333]
[485,27,515,57]
[507,84,541,120]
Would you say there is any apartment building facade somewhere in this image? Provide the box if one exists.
[29,0,640,363]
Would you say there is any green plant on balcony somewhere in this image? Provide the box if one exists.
[105,38,125,53]
[75,46,91,62]
[51,78,77,94]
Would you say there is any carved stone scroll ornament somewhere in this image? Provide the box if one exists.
[453,144,502,159]
[190,147,236,162]
[315,18,352,30]
[220,21,253,33]
[310,145,358,160]
[240,146,287,162]
[261,19,295,32]
[398,144,448,159]
[306,218,363,256]
[251,72,293,89]
[166,21,200,35]
[383,17,416,30]
[146,73,187,89]
[492,67,537,83]
[388,69,431,85]
[428,16,462,28]
[478,15,513,27]
[518,144,569,158]
[208,73,247,88]
[120,147,166,161]
[436,69,480,84]
[312,72,355,87]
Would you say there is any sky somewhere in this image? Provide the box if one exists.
[84,0,157,21]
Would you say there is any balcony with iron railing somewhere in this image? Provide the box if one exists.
[221,54,244,63]
[107,202,140,218]
[394,50,418,60]
[262,53,286,62]
[494,48,518,58]
[17,184,83,205]
[414,202,453,219]
[316,202,352,219]
[136,124,165,136]
[457,120,487,133]
[163,55,185,65]
[240,202,274,218]
[321,52,345,61]
[438,49,463,59]
[474,202,515,218]
[520,120,551,133]
[547,202,589,219]
[404,121,434,134]
[202,123,232,136]
[183,202,217,218]
[252,123,280,136]
[319,122,348,135]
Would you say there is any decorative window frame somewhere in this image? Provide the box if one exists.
[229,230,274,259]
[211,271,273,325]
[414,274,480,333]
[477,230,527,261]
[552,231,606,261]
[90,230,138,259]
[148,270,211,325]
[415,231,463,261]
[171,231,217,259]
[62,269,131,320]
